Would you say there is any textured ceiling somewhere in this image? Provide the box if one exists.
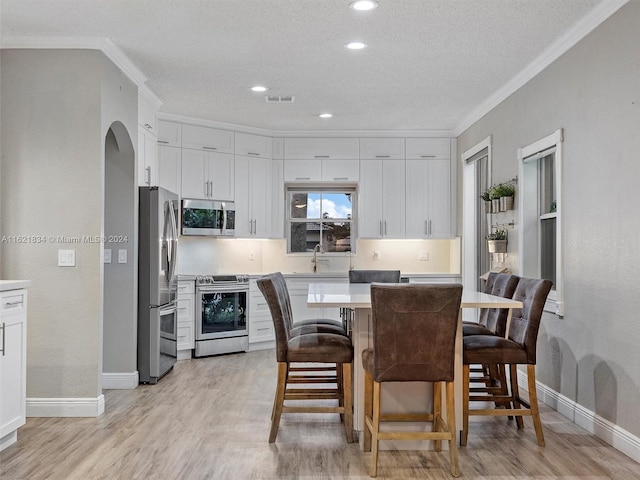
[1,0,604,131]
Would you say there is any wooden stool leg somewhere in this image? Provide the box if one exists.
[269,362,288,443]
[337,363,344,423]
[363,370,373,452]
[461,364,470,446]
[370,381,381,477]
[342,362,354,443]
[509,364,524,429]
[527,364,545,446]
[433,381,442,452]
[446,381,460,477]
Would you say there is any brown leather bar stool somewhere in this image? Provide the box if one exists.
[362,283,463,477]
[461,277,552,446]
[257,273,354,444]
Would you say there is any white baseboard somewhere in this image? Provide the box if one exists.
[27,394,105,417]
[517,369,640,463]
[248,340,275,352]
[177,350,192,361]
[102,371,139,390]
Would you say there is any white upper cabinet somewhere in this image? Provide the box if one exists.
[359,159,405,238]
[157,145,181,195]
[235,133,272,158]
[138,95,157,133]
[271,159,284,238]
[234,155,272,238]
[284,137,359,160]
[181,149,234,200]
[182,124,234,153]
[405,138,450,159]
[405,158,453,238]
[359,138,405,159]
[283,159,322,182]
[157,120,182,147]
[138,125,158,187]
[321,159,359,181]
[272,138,284,160]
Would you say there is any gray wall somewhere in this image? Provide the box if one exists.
[0,49,137,399]
[457,2,640,437]
[100,55,138,377]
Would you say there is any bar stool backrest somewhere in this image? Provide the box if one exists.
[348,270,401,284]
[257,272,293,362]
[508,277,553,364]
[370,283,463,383]
[484,274,520,336]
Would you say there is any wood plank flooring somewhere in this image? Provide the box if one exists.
[1,349,639,479]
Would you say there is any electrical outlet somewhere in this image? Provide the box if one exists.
[118,249,128,264]
[249,252,255,261]
[373,250,381,261]
[58,249,76,267]
[418,251,429,261]
[104,249,112,264]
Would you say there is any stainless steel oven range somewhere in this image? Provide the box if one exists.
[194,275,249,357]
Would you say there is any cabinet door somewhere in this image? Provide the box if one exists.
[271,159,285,238]
[322,159,360,181]
[235,133,272,158]
[405,159,451,238]
[144,131,158,186]
[358,160,384,238]
[284,138,359,159]
[234,155,252,237]
[207,152,234,201]
[138,95,157,132]
[283,159,322,181]
[157,120,181,147]
[381,160,405,238]
[0,305,26,439]
[405,138,450,159]
[182,125,234,153]
[250,158,272,237]
[359,138,405,159]
[157,146,181,195]
[181,149,208,199]
[138,126,149,187]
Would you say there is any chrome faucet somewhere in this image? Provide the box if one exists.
[312,243,323,273]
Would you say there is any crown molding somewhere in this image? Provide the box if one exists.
[1,35,159,102]
[273,129,454,138]
[157,112,274,136]
[453,0,630,137]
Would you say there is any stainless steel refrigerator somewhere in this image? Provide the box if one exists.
[138,186,179,384]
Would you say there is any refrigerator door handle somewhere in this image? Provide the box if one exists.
[167,200,178,286]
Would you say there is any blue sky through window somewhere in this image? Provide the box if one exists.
[306,193,351,219]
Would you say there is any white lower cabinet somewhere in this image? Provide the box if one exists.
[249,279,276,349]
[176,280,195,356]
[0,288,27,452]
[285,276,343,322]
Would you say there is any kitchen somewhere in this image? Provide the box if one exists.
[1,0,639,478]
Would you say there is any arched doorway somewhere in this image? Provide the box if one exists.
[102,121,137,388]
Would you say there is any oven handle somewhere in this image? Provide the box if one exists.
[197,286,249,293]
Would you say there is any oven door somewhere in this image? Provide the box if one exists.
[196,288,248,340]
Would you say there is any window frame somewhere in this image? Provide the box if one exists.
[518,129,563,316]
[285,185,357,255]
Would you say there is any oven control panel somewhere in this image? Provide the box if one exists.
[196,274,249,286]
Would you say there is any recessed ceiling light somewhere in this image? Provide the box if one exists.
[346,41,367,50]
[350,0,379,11]
[319,113,333,118]
[251,85,268,92]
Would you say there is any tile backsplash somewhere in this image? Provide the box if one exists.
[177,237,460,275]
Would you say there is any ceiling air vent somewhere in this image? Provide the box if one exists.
[265,95,295,103]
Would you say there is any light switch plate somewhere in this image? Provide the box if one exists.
[104,249,112,264]
[58,249,76,267]
[118,249,128,264]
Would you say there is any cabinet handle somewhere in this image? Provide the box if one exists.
[429,220,432,236]
[420,155,436,158]
[375,155,390,158]
[144,123,153,130]
[203,146,218,150]
[1,323,5,356]
[247,152,260,156]
[384,220,387,235]
[257,327,270,333]
[295,177,311,181]
[425,220,428,236]
[333,177,348,181]
[379,220,383,236]
[253,219,257,234]
[314,155,330,158]
[4,301,23,307]
[157,140,169,144]
[145,166,151,185]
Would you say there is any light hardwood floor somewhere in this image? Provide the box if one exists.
[1,349,638,479]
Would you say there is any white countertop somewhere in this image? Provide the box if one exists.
[307,282,522,309]
[0,280,31,292]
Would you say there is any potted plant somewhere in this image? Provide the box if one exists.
[488,185,501,213]
[499,183,516,211]
[486,228,508,253]
[480,189,492,213]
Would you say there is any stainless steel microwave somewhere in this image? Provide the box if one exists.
[181,199,235,236]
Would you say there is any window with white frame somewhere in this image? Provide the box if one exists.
[518,129,563,315]
[286,186,356,254]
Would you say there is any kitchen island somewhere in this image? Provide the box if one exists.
[307,282,522,449]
